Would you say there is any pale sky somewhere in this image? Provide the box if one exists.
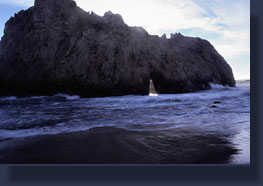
[0,0,250,80]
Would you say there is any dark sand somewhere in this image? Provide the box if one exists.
[0,126,238,164]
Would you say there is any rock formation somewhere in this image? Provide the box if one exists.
[0,0,236,97]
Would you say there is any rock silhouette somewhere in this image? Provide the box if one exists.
[0,0,235,97]
[213,101,222,104]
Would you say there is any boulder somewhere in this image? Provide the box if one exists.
[213,101,222,104]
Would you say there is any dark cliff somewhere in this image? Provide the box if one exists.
[0,0,236,97]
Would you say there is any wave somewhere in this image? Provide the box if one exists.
[55,94,80,100]
[0,94,81,106]
[0,124,118,141]
[0,96,17,101]
[143,89,249,105]
[209,83,234,90]
[0,82,249,103]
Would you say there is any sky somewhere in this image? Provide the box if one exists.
[0,0,250,80]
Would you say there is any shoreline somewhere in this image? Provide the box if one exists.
[0,126,238,164]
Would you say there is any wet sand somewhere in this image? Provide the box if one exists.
[0,126,238,164]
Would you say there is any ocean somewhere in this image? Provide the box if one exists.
[0,80,250,164]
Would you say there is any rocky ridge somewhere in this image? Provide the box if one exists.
[0,0,236,97]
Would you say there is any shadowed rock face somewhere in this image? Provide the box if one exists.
[0,0,235,97]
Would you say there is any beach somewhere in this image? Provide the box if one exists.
[0,80,250,164]
[0,126,238,164]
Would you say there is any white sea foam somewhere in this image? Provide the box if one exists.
[0,123,117,141]
[209,83,235,90]
[55,94,80,100]
[0,96,17,101]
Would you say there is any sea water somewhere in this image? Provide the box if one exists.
[0,80,250,164]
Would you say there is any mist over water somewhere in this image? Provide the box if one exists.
[0,80,250,164]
